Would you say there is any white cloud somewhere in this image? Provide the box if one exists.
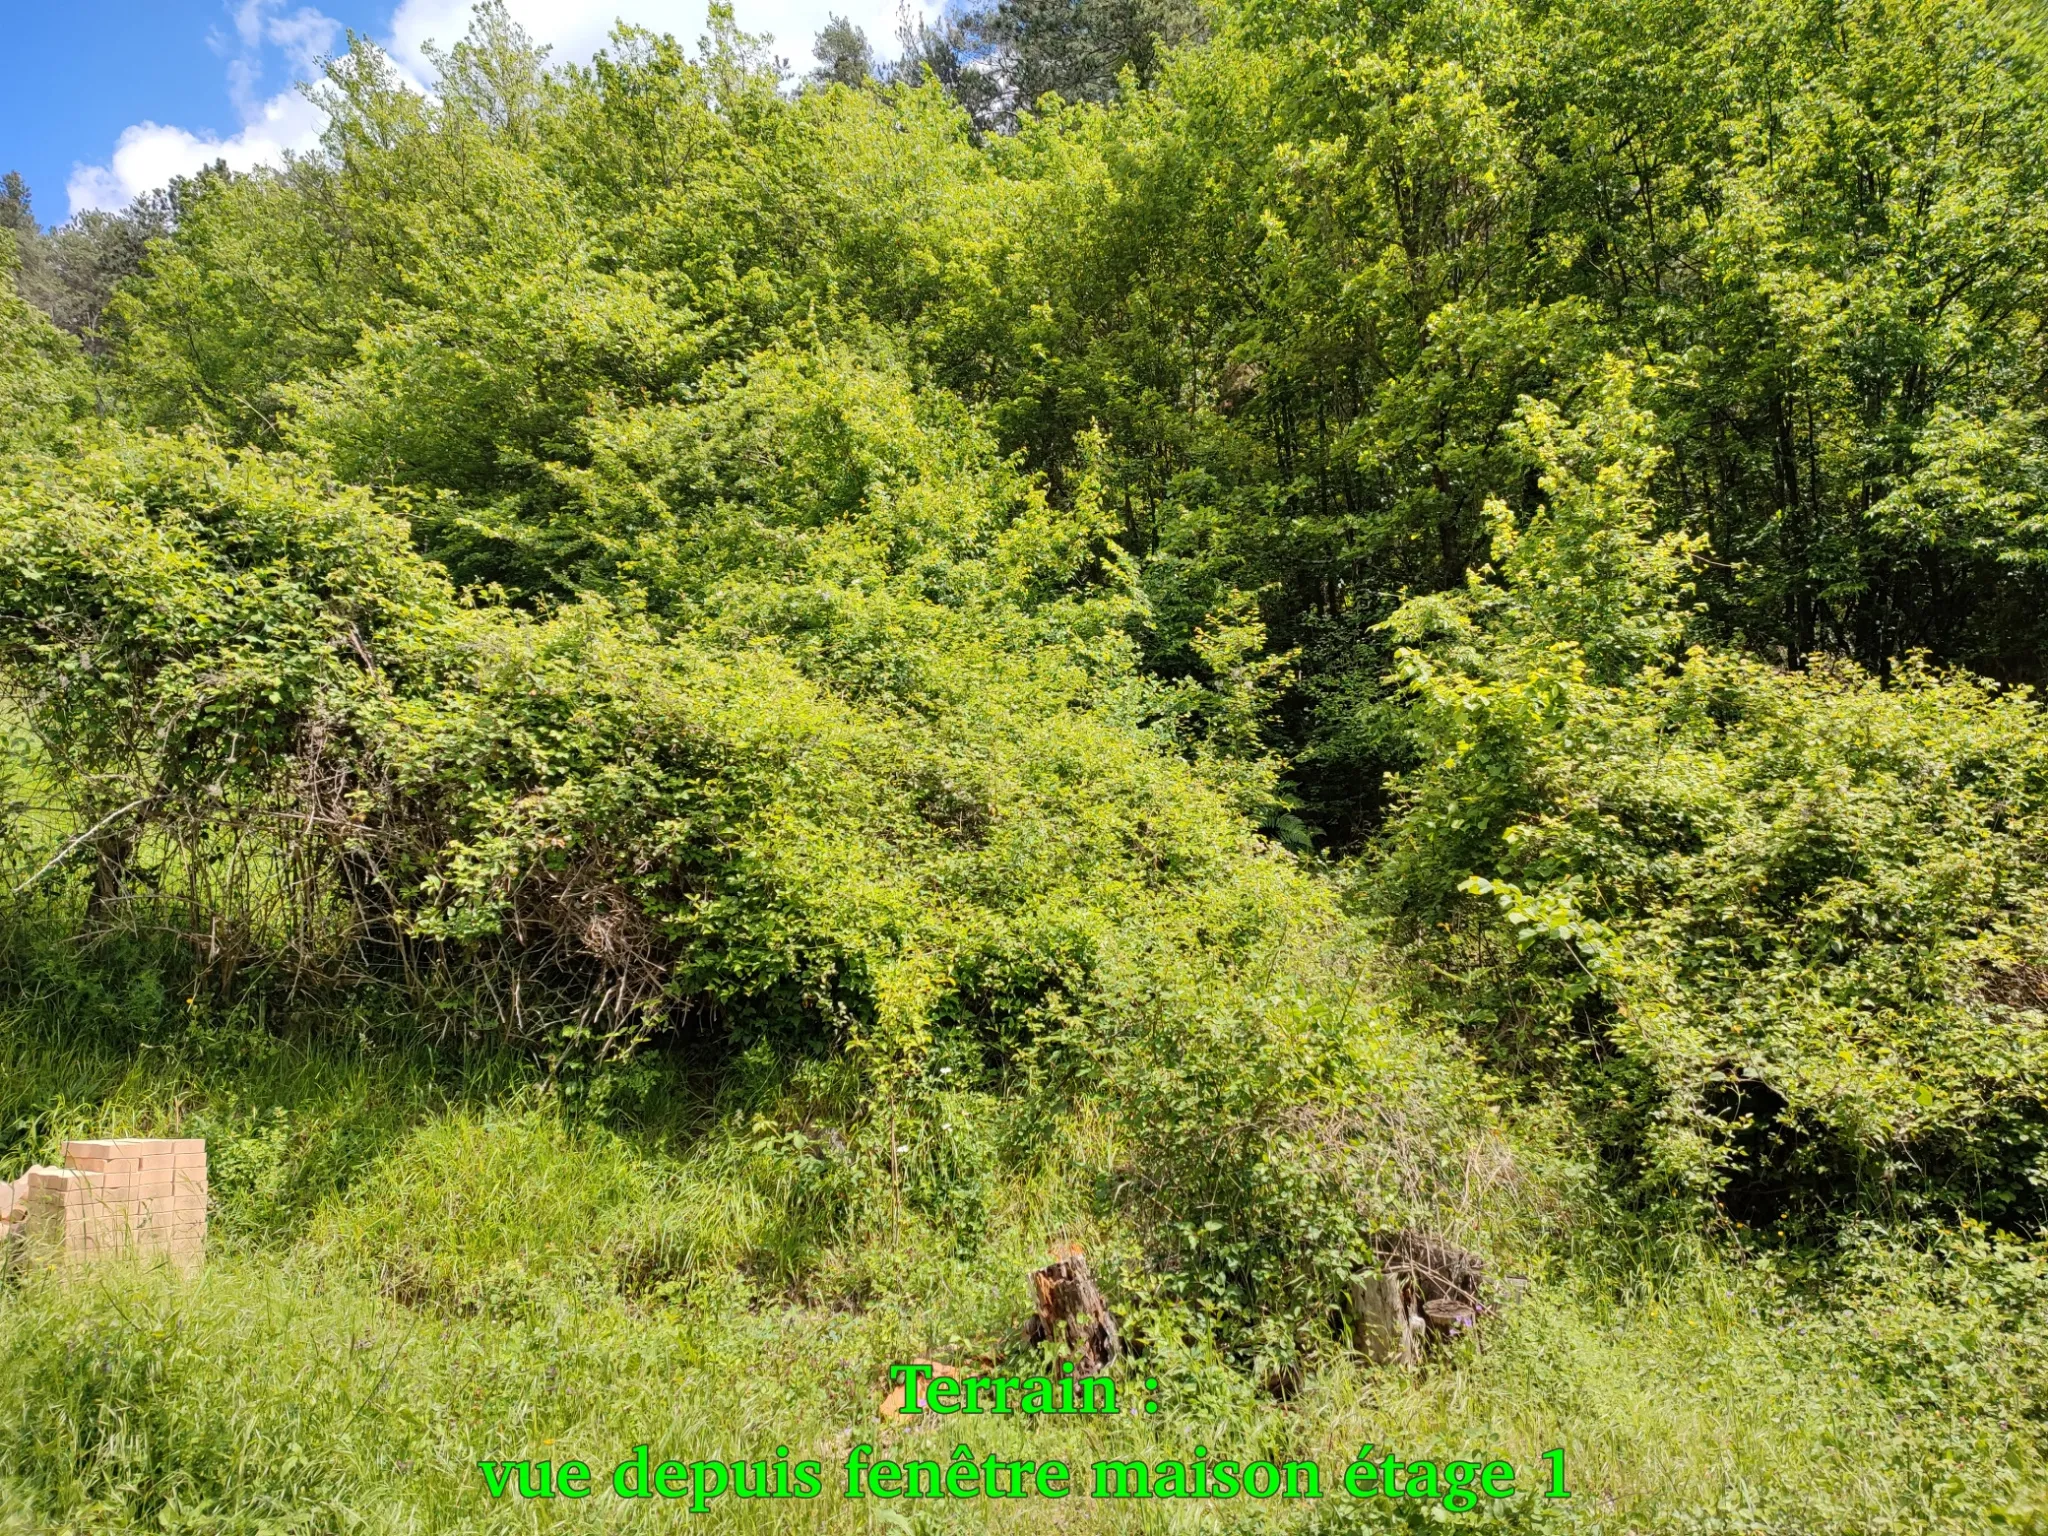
[260,4,348,70]
[66,84,328,215]
[386,0,688,77]
[68,0,938,217]
[68,0,340,215]
[385,0,933,79]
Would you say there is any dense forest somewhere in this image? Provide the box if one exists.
[0,0,2045,1529]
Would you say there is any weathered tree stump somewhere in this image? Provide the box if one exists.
[1422,1297,1477,1334]
[1347,1270,1426,1365]
[1023,1250,1120,1372]
[1346,1230,1489,1363]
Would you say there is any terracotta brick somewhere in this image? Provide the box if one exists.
[16,1141,205,1271]
[66,1162,132,1179]
[69,1138,178,1160]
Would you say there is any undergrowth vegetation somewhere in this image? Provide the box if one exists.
[1,0,2046,1528]
[0,956,2041,1534]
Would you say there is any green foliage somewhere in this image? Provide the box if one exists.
[0,237,92,454]
[2,2,2047,1505]
[0,170,173,356]
[944,0,2048,839]
[1802,1221,2048,1443]
[1380,371,2048,1225]
[1074,888,1489,1365]
[0,343,1450,1344]
[0,433,446,805]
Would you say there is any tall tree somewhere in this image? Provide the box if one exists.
[810,14,877,87]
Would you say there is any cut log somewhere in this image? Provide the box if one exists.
[1023,1251,1120,1372]
[1373,1229,1486,1314]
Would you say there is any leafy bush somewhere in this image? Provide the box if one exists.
[1380,367,2048,1225]
[0,404,1486,1343]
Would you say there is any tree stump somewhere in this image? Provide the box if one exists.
[1347,1270,1426,1365]
[1373,1229,1487,1312]
[1023,1250,1120,1372]
[1347,1229,1488,1363]
[1422,1297,1478,1335]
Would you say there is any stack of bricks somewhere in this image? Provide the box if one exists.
[0,1138,206,1267]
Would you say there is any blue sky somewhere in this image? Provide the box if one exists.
[3,0,935,224]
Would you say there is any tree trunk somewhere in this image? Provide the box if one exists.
[86,824,134,925]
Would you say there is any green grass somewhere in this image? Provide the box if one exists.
[0,963,2041,1534]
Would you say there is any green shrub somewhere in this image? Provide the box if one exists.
[1380,366,2048,1225]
